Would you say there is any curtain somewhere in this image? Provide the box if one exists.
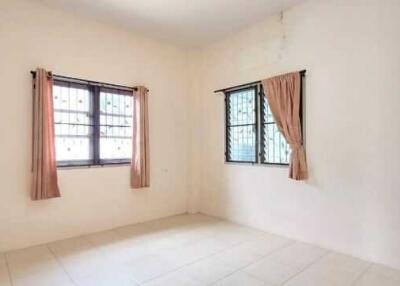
[31,68,60,200]
[262,72,308,180]
[131,86,150,188]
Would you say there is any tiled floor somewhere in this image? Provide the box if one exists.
[0,214,399,286]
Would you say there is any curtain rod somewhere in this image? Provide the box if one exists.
[30,71,149,92]
[214,70,306,93]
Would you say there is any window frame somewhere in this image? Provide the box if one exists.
[53,79,133,168]
[224,85,259,164]
[259,86,291,166]
[224,79,303,166]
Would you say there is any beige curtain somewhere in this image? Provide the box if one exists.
[262,71,308,180]
[31,68,60,200]
[131,86,150,188]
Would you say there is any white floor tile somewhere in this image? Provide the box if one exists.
[284,252,370,286]
[86,232,159,265]
[126,253,181,283]
[141,270,204,286]
[214,233,291,271]
[1,215,398,286]
[48,236,118,280]
[368,263,400,282]
[74,268,138,286]
[180,255,237,284]
[283,269,342,286]
[173,236,229,260]
[353,263,400,286]
[268,241,327,269]
[243,233,293,257]
[354,270,400,286]
[213,243,267,269]
[212,271,270,286]
[6,246,72,286]
[244,256,304,285]
[11,271,74,286]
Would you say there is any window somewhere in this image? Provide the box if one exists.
[224,82,301,165]
[260,88,291,165]
[53,80,133,167]
[99,88,133,161]
[225,86,258,163]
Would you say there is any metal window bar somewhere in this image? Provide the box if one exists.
[225,86,258,163]
[98,88,133,163]
[222,75,305,166]
[259,78,304,165]
[52,80,94,166]
[219,70,306,166]
[51,80,133,168]
[259,83,291,165]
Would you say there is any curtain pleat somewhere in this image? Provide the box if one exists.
[131,86,150,188]
[262,72,308,180]
[31,68,60,200]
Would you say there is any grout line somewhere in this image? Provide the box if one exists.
[200,211,387,276]
[279,250,331,286]
[207,239,296,285]
[137,236,259,284]
[351,263,373,286]
[135,244,232,284]
[122,223,240,284]
[3,253,15,286]
[2,215,384,286]
[137,222,297,285]
[0,213,190,256]
[46,244,78,285]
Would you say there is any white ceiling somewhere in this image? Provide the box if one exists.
[40,0,303,47]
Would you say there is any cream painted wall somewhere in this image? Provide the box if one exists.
[0,0,192,251]
[1,0,400,271]
[192,0,400,269]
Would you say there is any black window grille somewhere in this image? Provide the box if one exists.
[224,81,303,165]
[260,88,291,165]
[53,80,133,167]
[99,88,133,162]
[225,86,258,163]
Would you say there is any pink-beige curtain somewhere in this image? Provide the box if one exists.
[262,71,308,180]
[131,86,150,188]
[31,68,60,200]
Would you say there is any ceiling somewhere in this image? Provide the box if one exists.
[39,0,303,47]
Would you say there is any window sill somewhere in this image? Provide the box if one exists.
[57,162,131,170]
[224,161,289,168]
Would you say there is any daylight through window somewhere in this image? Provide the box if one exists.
[53,80,133,167]
[224,83,298,165]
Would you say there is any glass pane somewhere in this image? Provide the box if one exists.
[263,123,291,164]
[228,125,256,162]
[100,115,131,127]
[100,138,132,160]
[262,96,274,123]
[53,85,90,112]
[53,83,92,164]
[54,112,91,136]
[54,112,91,125]
[100,125,131,138]
[55,124,91,137]
[99,90,133,160]
[228,88,256,125]
[55,137,90,161]
[100,91,133,116]
[53,85,62,110]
